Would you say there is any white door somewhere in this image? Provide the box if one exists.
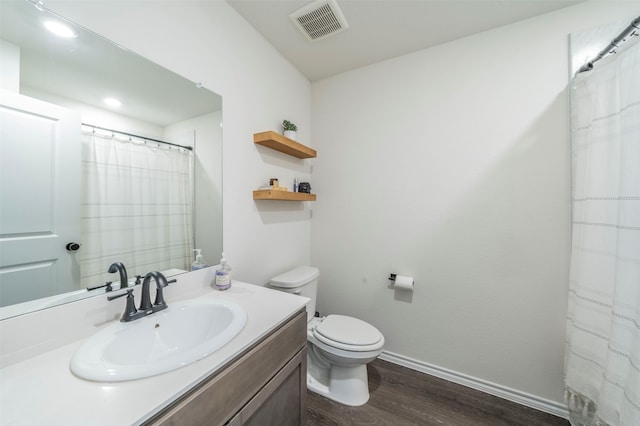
[0,89,81,306]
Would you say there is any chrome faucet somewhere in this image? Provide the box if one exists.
[108,262,129,289]
[107,271,175,322]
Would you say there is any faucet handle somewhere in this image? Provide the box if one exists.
[87,281,113,292]
[106,288,131,301]
[107,289,140,322]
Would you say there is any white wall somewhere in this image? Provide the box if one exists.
[21,86,165,138]
[0,39,20,92]
[45,1,313,285]
[310,0,640,408]
[165,111,224,267]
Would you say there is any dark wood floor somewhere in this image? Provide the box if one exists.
[307,359,570,426]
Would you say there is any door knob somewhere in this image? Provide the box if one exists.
[65,242,81,252]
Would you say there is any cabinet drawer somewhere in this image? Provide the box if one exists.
[148,309,307,426]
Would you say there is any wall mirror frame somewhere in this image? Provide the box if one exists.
[0,0,223,319]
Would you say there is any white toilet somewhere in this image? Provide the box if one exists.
[269,266,385,406]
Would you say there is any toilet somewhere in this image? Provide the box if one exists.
[269,266,384,406]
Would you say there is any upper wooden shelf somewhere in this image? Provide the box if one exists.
[254,131,316,159]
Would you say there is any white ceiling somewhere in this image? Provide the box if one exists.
[228,0,584,81]
[1,0,221,127]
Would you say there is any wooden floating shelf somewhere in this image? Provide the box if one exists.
[253,190,316,201]
[254,131,316,159]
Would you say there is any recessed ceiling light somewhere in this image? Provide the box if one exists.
[44,20,77,38]
[103,98,122,108]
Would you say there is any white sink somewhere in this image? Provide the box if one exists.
[70,298,247,382]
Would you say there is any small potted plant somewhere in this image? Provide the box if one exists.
[282,120,298,140]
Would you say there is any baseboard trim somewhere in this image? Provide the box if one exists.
[379,351,569,420]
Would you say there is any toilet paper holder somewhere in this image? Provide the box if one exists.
[388,273,414,290]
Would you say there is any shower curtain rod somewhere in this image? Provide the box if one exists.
[83,123,193,151]
[578,16,640,73]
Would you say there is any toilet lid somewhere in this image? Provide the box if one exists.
[313,315,382,349]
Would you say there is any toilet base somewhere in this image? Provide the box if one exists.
[307,364,370,406]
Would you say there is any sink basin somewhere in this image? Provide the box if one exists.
[70,298,247,382]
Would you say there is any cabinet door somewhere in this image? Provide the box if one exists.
[228,347,306,426]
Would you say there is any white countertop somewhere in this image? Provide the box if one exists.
[0,280,308,425]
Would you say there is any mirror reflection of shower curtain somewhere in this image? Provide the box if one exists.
[565,37,640,426]
[79,128,194,288]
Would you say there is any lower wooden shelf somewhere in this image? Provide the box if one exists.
[253,190,316,201]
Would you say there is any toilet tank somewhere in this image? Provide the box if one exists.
[269,266,319,321]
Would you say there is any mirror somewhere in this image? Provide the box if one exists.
[0,0,222,319]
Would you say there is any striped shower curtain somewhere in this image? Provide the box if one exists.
[79,127,194,288]
[565,36,640,426]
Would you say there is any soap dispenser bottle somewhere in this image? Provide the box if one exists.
[191,249,207,271]
[215,253,231,290]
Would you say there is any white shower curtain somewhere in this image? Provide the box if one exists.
[79,128,194,288]
[565,37,640,426]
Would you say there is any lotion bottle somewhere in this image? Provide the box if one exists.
[215,253,231,290]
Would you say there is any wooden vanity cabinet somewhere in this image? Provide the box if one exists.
[146,309,307,426]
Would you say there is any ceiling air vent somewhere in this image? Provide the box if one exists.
[290,0,349,42]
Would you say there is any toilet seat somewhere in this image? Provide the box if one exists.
[312,315,383,352]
